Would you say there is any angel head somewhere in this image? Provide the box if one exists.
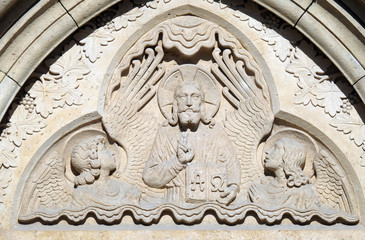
[169,80,213,129]
[264,137,310,188]
[71,135,116,186]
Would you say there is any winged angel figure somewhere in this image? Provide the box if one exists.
[102,37,275,208]
[18,41,165,220]
[18,30,357,225]
[210,47,358,223]
[19,133,142,223]
[211,47,274,197]
[102,43,166,201]
[247,131,358,223]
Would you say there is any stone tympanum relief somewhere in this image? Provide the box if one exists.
[17,13,360,226]
[248,129,355,216]
[143,66,240,206]
[70,135,141,207]
[232,1,365,164]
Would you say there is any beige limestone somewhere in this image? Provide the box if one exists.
[289,0,313,10]
[0,0,35,38]
[2,229,365,240]
[354,76,365,103]
[0,0,362,121]
[7,13,77,86]
[295,1,365,84]
[0,0,364,238]
[0,71,5,83]
[64,0,121,26]
[252,0,307,26]
[0,2,69,73]
[0,75,19,121]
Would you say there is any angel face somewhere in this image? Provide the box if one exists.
[264,140,284,172]
[176,83,203,128]
[98,140,116,174]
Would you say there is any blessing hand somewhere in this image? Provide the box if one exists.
[218,184,238,206]
[177,132,194,164]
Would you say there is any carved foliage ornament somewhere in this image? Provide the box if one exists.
[233,1,365,163]
[287,42,365,163]
[0,1,143,207]
[0,42,90,206]
[74,1,144,63]
[18,15,359,225]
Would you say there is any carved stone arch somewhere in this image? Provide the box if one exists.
[0,0,364,237]
[97,3,279,114]
[255,0,365,96]
[0,1,363,120]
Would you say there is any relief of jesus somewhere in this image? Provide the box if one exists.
[143,80,240,205]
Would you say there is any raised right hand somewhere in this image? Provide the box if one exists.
[177,132,194,164]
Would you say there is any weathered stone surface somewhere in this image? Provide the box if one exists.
[0,0,364,238]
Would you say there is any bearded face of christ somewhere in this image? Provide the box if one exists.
[175,82,204,130]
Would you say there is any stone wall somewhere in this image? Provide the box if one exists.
[0,1,364,239]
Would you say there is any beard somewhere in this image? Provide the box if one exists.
[178,108,201,128]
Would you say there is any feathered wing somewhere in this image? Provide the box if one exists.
[212,47,274,194]
[314,149,357,215]
[103,44,165,197]
[20,151,73,217]
[224,98,273,193]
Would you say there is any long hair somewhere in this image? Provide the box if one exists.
[279,138,310,188]
[71,135,105,186]
[168,81,215,127]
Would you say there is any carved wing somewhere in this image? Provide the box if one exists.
[103,44,165,197]
[314,149,356,214]
[21,151,73,216]
[224,98,273,193]
[212,47,274,194]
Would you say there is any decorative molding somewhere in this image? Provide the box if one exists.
[29,42,90,118]
[0,42,91,205]
[5,104,46,147]
[145,0,171,9]
[111,7,144,31]
[0,0,361,229]
[285,42,365,162]
[0,138,17,169]
[0,167,12,204]
[261,25,302,62]
[16,14,359,225]
[75,1,144,63]
[0,0,146,209]
[76,27,115,63]
[233,2,265,31]
[232,1,364,165]
[330,114,365,147]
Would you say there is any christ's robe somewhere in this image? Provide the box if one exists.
[143,123,240,205]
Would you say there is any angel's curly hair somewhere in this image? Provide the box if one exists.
[279,138,311,188]
[71,135,105,186]
[168,81,215,127]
